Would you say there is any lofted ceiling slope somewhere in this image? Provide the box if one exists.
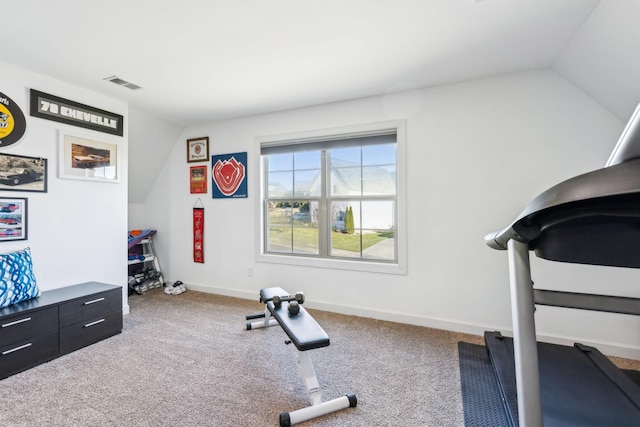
[3,0,605,125]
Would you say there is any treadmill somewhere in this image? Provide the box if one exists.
[484,104,640,426]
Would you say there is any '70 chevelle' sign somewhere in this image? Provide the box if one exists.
[30,89,123,136]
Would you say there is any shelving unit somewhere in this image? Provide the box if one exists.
[128,230,164,295]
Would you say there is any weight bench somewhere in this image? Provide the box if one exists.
[246,287,357,427]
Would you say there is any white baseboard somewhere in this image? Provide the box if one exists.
[185,283,640,360]
[187,282,257,300]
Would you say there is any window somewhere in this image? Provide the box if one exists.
[258,121,406,274]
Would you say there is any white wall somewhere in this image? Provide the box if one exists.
[553,0,640,122]
[127,107,184,205]
[128,202,145,230]
[1,61,129,313]
[145,69,640,358]
[127,107,183,231]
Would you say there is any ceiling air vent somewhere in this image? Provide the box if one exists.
[103,75,143,91]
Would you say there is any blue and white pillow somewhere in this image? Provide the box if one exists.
[0,248,40,308]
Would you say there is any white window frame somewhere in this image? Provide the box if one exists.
[255,120,407,275]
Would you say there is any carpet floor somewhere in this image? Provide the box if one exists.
[0,289,484,426]
[1,288,638,427]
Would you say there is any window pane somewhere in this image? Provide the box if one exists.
[294,151,321,170]
[267,171,293,197]
[292,201,319,254]
[330,201,347,232]
[267,226,292,253]
[331,229,396,261]
[361,230,395,261]
[268,153,293,172]
[330,201,360,257]
[331,146,360,164]
[290,201,318,225]
[330,232,362,258]
[329,200,396,260]
[361,201,395,261]
[329,201,361,231]
[267,202,293,226]
[362,165,396,195]
[330,167,361,196]
[363,144,395,166]
[294,169,321,197]
[361,201,394,230]
[293,228,319,255]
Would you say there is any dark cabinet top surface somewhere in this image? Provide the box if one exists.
[0,282,121,318]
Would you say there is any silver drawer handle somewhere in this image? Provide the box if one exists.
[84,319,105,328]
[2,317,32,328]
[84,297,105,305]
[2,342,32,355]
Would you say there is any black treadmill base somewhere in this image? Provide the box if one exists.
[484,331,640,427]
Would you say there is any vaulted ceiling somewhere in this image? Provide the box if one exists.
[3,0,640,202]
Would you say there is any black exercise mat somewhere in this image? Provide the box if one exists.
[459,340,640,427]
[458,342,511,427]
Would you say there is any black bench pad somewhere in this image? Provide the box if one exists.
[260,287,330,351]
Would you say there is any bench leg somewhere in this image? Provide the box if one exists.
[291,347,322,406]
[278,346,357,426]
[246,306,278,330]
[280,394,357,427]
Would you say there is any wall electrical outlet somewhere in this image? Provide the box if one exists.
[247,267,254,277]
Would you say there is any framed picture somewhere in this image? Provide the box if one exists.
[0,153,47,192]
[211,152,247,198]
[0,197,27,241]
[58,130,119,183]
[190,165,207,194]
[187,137,209,163]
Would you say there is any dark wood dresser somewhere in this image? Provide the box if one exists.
[0,282,122,380]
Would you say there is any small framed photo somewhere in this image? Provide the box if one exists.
[0,197,27,242]
[0,153,47,192]
[58,130,119,183]
[187,137,209,163]
[190,165,207,194]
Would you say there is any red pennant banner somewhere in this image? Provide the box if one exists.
[193,207,204,263]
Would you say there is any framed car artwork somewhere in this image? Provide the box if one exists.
[0,197,27,241]
[0,153,47,192]
[58,130,119,183]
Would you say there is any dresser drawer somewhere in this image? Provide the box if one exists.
[60,310,122,354]
[59,289,121,327]
[0,306,58,347]
[0,332,59,379]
